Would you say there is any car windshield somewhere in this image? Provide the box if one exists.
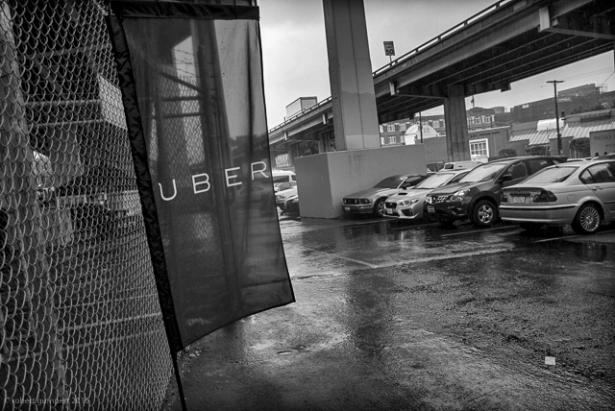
[374,176,404,188]
[459,162,508,183]
[522,165,578,184]
[414,173,455,189]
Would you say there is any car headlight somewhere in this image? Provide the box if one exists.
[360,199,371,204]
[401,198,419,206]
[425,196,433,204]
[450,189,470,202]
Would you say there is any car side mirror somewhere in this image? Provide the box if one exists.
[500,172,513,182]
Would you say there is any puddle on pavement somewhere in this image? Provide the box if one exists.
[573,241,611,262]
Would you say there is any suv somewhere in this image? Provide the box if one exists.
[425,156,565,227]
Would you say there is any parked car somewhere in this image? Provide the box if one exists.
[283,195,300,216]
[500,159,615,234]
[383,169,469,220]
[342,174,425,217]
[425,156,565,227]
[272,169,296,192]
[275,186,299,214]
[442,160,483,171]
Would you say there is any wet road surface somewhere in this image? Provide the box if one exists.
[173,217,615,410]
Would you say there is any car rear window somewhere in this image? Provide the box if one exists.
[523,165,578,184]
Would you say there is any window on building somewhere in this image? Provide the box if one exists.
[469,138,489,160]
[388,136,396,144]
[387,124,395,132]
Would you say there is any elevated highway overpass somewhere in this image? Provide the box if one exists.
[269,0,615,159]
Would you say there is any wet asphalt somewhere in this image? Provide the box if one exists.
[173,216,615,411]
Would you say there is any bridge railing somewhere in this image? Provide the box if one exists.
[373,0,515,77]
[268,96,333,134]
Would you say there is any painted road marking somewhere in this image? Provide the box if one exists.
[533,235,579,243]
[369,246,515,269]
[299,245,379,269]
[299,245,514,271]
[532,228,615,244]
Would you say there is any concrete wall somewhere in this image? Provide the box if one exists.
[503,140,528,156]
[295,145,426,218]
[422,137,447,164]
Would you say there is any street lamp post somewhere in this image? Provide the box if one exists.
[546,80,564,155]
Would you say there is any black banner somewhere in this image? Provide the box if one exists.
[107,1,294,352]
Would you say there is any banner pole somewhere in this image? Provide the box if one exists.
[105,11,188,409]
[172,351,188,411]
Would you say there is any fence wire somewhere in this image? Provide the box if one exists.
[1,1,175,409]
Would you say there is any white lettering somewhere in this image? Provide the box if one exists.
[159,180,177,201]
[251,161,268,180]
[192,173,211,194]
[225,167,242,187]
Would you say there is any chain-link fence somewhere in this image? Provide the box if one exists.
[1,1,175,409]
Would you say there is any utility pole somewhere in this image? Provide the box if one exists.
[418,111,423,143]
[546,80,564,155]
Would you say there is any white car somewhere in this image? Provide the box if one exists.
[500,159,615,234]
[342,174,425,217]
[383,170,469,220]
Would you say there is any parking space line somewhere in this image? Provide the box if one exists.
[441,225,518,238]
[532,228,615,244]
[370,246,515,269]
[335,255,380,269]
[300,245,379,269]
[533,235,579,243]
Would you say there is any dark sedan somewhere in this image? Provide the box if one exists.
[425,156,565,227]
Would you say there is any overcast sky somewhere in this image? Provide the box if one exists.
[259,0,615,127]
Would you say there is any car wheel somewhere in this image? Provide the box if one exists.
[572,203,601,234]
[374,198,386,217]
[471,199,497,227]
[519,223,543,233]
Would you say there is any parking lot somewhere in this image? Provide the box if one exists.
[176,216,615,410]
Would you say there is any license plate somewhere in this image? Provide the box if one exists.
[510,196,529,204]
[427,205,435,213]
[344,206,350,212]
[385,208,393,215]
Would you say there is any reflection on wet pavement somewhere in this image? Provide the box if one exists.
[176,218,615,410]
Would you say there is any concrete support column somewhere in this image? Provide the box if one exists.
[323,0,380,151]
[444,84,470,161]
